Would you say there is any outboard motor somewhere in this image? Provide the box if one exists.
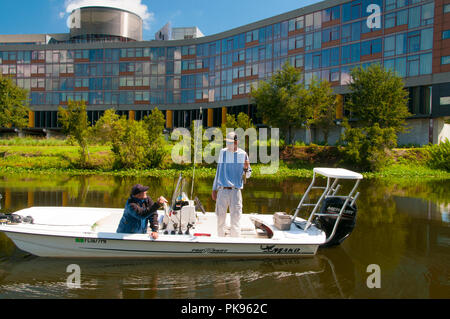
[315,197,357,248]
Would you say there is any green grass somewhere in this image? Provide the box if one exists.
[0,140,448,180]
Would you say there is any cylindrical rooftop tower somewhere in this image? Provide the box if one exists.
[69,6,143,42]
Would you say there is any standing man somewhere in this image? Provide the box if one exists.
[212,132,252,237]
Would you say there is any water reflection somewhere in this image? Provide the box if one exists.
[0,249,356,299]
[0,173,449,299]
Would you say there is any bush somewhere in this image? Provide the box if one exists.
[427,139,450,171]
[340,124,397,171]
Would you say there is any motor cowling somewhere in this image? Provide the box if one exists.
[315,197,357,248]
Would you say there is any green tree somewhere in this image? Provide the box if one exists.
[251,62,311,145]
[58,100,90,167]
[0,75,30,128]
[308,77,338,145]
[143,108,168,168]
[90,109,123,145]
[341,64,411,171]
[236,112,254,131]
[346,64,410,132]
[143,107,166,143]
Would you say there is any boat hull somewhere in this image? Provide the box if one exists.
[3,230,319,259]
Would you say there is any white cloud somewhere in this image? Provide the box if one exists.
[63,0,154,30]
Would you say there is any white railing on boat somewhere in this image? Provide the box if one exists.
[292,168,363,245]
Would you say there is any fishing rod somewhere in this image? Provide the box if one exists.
[190,107,203,200]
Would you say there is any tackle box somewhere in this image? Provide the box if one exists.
[273,212,292,230]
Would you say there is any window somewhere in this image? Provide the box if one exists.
[293,55,304,68]
[445,4,450,14]
[421,28,433,51]
[289,16,304,32]
[442,56,450,65]
[305,14,314,32]
[289,35,304,50]
[386,0,407,11]
[322,26,340,43]
[341,22,360,43]
[407,31,421,53]
[443,30,450,40]
[408,6,421,29]
[361,38,382,56]
[342,44,360,64]
[246,30,259,43]
[323,6,340,22]
[322,49,330,68]
[420,53,432,75]
[421,3,434,26]
[385,13,396,29]
[407,55,420,77]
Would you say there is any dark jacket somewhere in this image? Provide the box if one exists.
[116,196,160,234]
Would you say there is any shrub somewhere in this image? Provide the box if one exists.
[427,139,450,171]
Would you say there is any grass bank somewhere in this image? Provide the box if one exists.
[0,139,448,180]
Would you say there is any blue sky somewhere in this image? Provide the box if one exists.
[0,0,322,40]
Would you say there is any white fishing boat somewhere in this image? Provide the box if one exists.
[0,168,363,259]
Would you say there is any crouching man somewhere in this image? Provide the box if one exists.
[117,184,167,239]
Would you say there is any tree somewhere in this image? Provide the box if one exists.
[308,77,338,145]
[346,64,410,133]
[340,64,411,171]
[0,75,30,128]
[93,108,168,169]
[143,108,168,168]
[58,100,90,167]
[143,107,166,143]
[251,62,311,145]
[90,109,123,145]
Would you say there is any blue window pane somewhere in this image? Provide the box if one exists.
[351,1,362,20]
[420,53,432,74]
[396,33,406,55]
[342,3,352,22]
[351,43,360,63]
[408,31,421,53]
[351,22,361,41]
[342,24,351,43]
[407,55,419,77]
[384,59,395,72]
[444,30,450,40]
[442,56,450,65]
[421,28,434,50]
[395,57,406,77]
[408,6,421,29]
[342,45,351,64]
[372,39,382,53]
[322,49,330,68]
[305,53,313,70]
[361,40,371,56]
[330,47,340,66]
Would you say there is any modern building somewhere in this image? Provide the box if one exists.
[1,1,450,145]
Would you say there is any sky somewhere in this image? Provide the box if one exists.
[0,0,323,40]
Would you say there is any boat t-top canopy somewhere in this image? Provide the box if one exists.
[313,168,363,180]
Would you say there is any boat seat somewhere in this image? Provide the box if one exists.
[93,212,123,233]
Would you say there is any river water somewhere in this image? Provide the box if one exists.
[0,173,448,299]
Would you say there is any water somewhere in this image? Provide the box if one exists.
[0,173,449,299]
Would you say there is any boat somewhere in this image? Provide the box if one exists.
[0,168,363,259]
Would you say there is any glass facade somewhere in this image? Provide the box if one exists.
[0,0,446,128]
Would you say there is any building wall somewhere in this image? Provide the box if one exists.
[0,0,450,144]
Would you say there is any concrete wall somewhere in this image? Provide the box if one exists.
[435,119,450,144]
[290,118,449,146]
[398,118,431,146]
